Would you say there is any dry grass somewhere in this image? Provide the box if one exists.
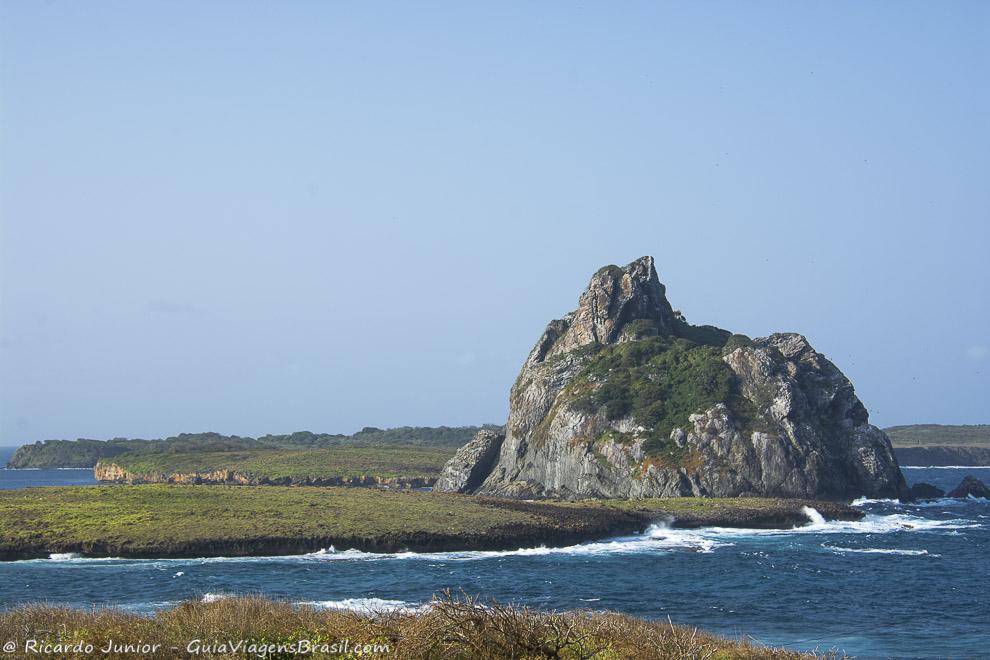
[0,592,838,659]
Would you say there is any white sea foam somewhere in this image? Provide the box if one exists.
[680,512,978,541]
[298,527,730,563]
[22,508,975,567]
[298,598,425,614]
[48,552,82,560]
[850,497,902,506]
[42,552,126,562]
[201,593,231,603]
[900,465,990,469]
[853,496,988,508]
[822,544,937,557]
[801,506,827,525]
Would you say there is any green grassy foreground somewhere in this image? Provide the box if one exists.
[98,446,456,483]
[0,593,818,660]
[0,485,860,561]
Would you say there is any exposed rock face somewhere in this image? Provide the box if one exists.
[437,256,908,500]
[434,430,505,493]
[94,462,435,488]
[908,482,945,500]
[947,476,990,499]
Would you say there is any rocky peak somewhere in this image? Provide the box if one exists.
[438,256,908,501]
[534,256,677,362]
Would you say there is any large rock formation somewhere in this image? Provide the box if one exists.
[433,430,505,493]
[436,256,907,500]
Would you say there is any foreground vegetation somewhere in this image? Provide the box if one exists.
[0,593,818,659]
[884,424,990,447]
[7,426,492,469]
[98,446,456,483]
[0,486,860,561]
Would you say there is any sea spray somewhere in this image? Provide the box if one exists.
[800,506,827,526]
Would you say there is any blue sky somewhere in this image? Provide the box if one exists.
[1,2,987,443]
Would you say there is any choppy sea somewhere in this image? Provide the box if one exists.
[0,447,986,658]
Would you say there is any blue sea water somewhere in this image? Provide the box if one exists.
[0,447,97,489]
[0,455,987,659]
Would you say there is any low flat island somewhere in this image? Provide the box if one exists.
[0,485,860,561]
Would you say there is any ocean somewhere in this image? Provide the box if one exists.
[0,449,986,659]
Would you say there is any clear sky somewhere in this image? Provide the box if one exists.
[1,2,987,444]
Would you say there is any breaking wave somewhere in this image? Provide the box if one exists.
[298,598,425,614]
[48,552,82,561]
[201,592,231,603]
[900,465,989,469]
[821,544,937,557]
[199,593,423,613]
[22,507,976,566]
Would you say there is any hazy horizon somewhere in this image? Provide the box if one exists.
[2,2,987,444]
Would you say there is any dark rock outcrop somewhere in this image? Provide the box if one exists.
[947,476,990,499]
[436,256,908,500]
[434,430,505,494]
[907,482,945,500]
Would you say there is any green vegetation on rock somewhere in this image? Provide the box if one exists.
[4,438,158,469]
[565,334,757,459]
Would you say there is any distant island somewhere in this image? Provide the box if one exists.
[0,485,861,561]
[6,426,503,488]
[885,424,990,466]
[94,446,455,487]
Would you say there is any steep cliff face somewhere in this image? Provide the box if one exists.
[435,256,907,500]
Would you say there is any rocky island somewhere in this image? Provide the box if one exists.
[438,256,907,500]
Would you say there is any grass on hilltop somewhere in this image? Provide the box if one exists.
[0,593,824,659]
[884,424,990,447]
[103,446,456,481]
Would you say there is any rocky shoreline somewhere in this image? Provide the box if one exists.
[94,461,436,488]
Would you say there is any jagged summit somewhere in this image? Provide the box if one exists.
[542,256,675,354]
[437,257,907,500]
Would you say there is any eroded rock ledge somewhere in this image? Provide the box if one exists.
[94,462,435,488]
